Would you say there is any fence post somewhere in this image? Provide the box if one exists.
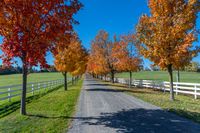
[176,83,178,95]
[44,83,46,91]
[195,85,197,99]
[32,84,34,96]
[163,82,166,93]
[38,83,40,93]
[8,88,11,102]
[152,81,155,89]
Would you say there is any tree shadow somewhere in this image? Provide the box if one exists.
[0,85,63,118]
[169,108,200,124]
[87,83,157,95]
[85,88,124,92]
[75,108,200,133]
[84,83,110,87]
[26,114,95,120]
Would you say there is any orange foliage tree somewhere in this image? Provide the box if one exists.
[87,30,141,84]
[114,34,141,88]
[136,0,200,101]
[0,0,82,115]
[87,30,118,83]
[54,35,88,90]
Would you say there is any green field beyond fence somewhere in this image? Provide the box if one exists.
[116,71,200,83]
[0,72,71,105]
[0,72,66,87]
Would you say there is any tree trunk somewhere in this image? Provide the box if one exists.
[167,64,174,101]
[177,69,180,82]
[111,71,115,83]
[72,77,74,85]
[63,72,67,91]
[21,61,27,115]
[129,71,132,88]
[75,76,78,84]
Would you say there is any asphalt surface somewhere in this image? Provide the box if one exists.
[68,75,200,133]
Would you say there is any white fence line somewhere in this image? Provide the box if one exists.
[0,79,68,102]
[102,77,200,99]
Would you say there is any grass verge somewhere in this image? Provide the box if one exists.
[0,80,83,132]
[103,81,200,124]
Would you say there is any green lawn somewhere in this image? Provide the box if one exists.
[115,71,200,83]
[0,72,66,87]
[105,82,200,124]
[0,80,83,132]
[0,72,72,105]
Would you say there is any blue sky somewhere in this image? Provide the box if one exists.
[75,0,200,68]
[0,0,200,68]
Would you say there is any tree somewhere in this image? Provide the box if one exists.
[87,43,110,79]
[70,45,88,77]
[0,0,82,115]
[114,34,141,88]
[87,30,142,84]
[136,0,200,101]
[55,35,78,90]
[54,35,88,90]
[87,30,118,83]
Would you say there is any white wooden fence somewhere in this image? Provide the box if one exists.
[0,79,67,102]
[102,77,200,99]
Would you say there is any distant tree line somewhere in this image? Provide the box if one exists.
[184,62,200,72]
[144,61,200,72]
[143,61,200,72]
[0,65,22,75]
[0,65,57,75]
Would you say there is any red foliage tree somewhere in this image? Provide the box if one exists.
[0,0,82,115]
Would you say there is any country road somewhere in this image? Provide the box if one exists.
[68,75,200,133]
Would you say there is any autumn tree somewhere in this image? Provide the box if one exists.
[0,0,82,115]
[88,30,119,83]
[87,30,142,84]
[54,35,88,90]
[54,35,75,91]
[113,34,141,88]
[136,0,200,101]
[87,42,110,79]
[70,44,88,80]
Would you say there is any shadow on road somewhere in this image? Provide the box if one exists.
[84,83,110,87]
[85,88,124,92]
[74,108,197,133]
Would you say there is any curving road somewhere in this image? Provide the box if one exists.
[68,75,200,133]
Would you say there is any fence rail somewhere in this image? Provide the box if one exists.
[0,79,67,102]
[102,77,200,99]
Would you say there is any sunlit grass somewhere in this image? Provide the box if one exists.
[0,80,82,132]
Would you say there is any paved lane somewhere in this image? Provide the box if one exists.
[68,75,200,133]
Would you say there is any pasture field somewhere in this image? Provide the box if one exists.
[0,80,83,132]
[0,72,66,87]
[0,72,71,106]
[116,71,200,83]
